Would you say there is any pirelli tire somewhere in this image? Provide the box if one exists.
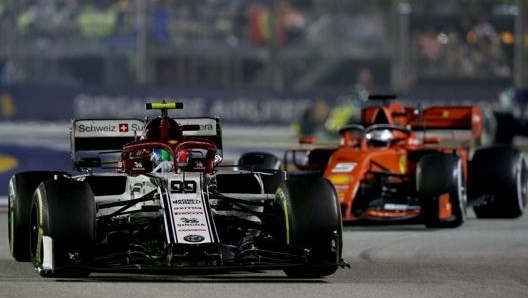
[237,151,282,171]
[486,112,519,145]
[8,171,71,262]
[29,179,96,277]
[417,153,466,229]
[468,145,527,218]
[276,176,342,278]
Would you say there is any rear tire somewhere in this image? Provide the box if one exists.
[417,153,466,228]
[8,171,70,262]
[468,145,527,218]
[237,151,282,171]
[30,179,95,277]
[276,176,342,278]
[486,112,519,145]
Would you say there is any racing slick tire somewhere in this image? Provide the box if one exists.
[29,179,96,277]
[417,153,466,229]
[237,151,282,171]
[483,112,519,145]
[468,145,527,218]
[276,176,342,278]
[8,171,71,262]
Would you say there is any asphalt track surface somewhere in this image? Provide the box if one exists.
[0,123,527,297]
[0,213,528,298]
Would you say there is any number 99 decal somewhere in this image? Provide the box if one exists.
[170,180,198,193]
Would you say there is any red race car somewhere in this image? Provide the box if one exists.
[284,95,527,228]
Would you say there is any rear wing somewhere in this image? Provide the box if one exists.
[408,106,483,143]
[71,119,144,151]
[71,117,223,170]
[71,119,145,169]
[174,117,224,157]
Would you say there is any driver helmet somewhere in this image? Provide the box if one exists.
[151,148,171,165]
[366,129,393,147]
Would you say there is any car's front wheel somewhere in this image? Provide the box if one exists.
[417,153,466,228]
[8,171,71,262]
[275,176,343,278]
[30,179,95,277]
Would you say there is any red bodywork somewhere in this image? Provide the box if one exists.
[284,100,482,223]
[362,103,483,142]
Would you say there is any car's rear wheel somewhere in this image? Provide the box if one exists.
[8,171,71,262]
[237,151,282,171]
[275,176,342,278]
[485,112,519,145]
[417,153,466,228]
[30,179,95,277]
[468,145,527,218]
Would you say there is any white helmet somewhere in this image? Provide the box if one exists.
[366,129,393,147]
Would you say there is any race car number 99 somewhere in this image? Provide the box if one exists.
[170,180,197,193]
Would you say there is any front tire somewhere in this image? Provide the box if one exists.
[417,153,466,228]
[276,176,342,278]
[30,179,95,277]
[8,171,70,262]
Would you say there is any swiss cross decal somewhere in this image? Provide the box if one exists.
[119,123,129,132]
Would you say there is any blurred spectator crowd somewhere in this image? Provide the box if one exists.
[412,16,513,78]
[0,0,517,80]
[410,0,515,78]
[0,0,393,50]
[1,0,313,47]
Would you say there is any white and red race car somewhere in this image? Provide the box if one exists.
[9,102,347,278]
